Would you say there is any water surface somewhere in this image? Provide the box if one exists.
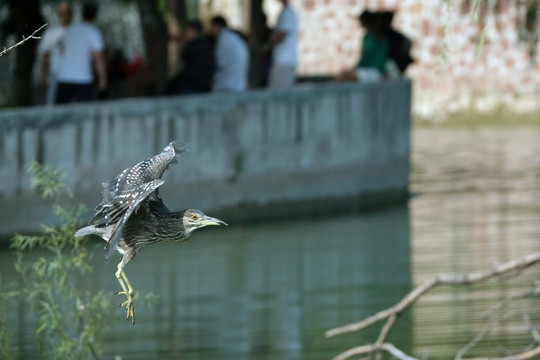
[2,125,540,359]
[411,126,540,358]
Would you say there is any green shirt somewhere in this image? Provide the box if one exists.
[358,32,389,75]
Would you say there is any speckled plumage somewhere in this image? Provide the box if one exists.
[86,141,187,261]
[75,141,226,323]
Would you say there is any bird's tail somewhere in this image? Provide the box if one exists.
[74,225,110,241]
[75,225,96,237]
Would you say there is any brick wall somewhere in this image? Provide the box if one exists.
[263,0,540,118]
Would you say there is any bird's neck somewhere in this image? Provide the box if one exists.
[157,211,188,241]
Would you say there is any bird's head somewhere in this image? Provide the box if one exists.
[182,209,227,235]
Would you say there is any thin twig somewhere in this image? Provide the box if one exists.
[332,298,540,360]
[375,314,397,346]
[482,284,540,320]
[524,314,540,344]
[325,252,540,338]
[462,344,540,360]
[455,320,498,360]
[333,343,419,360]
[356,315,398,360]
[0,24,48,57]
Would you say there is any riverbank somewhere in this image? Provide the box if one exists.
[415,108,540,127]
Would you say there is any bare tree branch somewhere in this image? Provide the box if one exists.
[333,343,419,360]
[375,314,396,346]
[524,315,540,345]
[483,284,540,320]
[325,252,540,338]
[0,24,47,57]
[327,252,540,360]
[455,320,500,360]
[462,345,540,360]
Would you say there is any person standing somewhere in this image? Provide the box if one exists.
[209,16,249,92]
[268,0,298,90]
[355,11,389,81]
[380,11,413,77]
[166,19,216,94]
[38,2,72,105]
[337,10,389,82]
[55,2,107,103]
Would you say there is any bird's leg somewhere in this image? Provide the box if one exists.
[115,266,135,324]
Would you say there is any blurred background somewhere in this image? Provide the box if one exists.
[1,0,540,119]
[0,1,540,360]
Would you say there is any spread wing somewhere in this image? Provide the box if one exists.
[87,141,188,259]
[104,179,163,261]
[90,141,188,225]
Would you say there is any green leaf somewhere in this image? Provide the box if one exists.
[3,162,117,359]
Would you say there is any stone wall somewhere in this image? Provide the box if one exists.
[0,81,411,235]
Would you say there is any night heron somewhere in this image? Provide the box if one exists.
[75,141,227,323]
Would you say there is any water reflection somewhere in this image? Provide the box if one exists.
[411,126,540,358]
[2,206,412,359]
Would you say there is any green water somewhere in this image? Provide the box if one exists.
[1,125,540,359]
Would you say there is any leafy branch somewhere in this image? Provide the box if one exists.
[1,161,112,359]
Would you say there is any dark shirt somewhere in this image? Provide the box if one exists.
[387,29,413,73]
[358,32,389,75]
[180,36,216,93]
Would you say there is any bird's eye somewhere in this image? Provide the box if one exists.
[191,214,199,220]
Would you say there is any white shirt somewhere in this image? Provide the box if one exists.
[213,28,249,91]
[273,4,298,66]
[56,23,104,84]
[38,26,67,76]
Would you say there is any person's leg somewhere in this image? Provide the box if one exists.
[280,65,295,88]
[46,74,57,106]
[73,83,93,102]
[268,64,296,90]
[55,82,72,104]
[165,74,183,95]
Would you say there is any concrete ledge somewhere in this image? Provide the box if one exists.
[0,80,412,235]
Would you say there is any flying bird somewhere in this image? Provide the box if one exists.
[75,141,227,323]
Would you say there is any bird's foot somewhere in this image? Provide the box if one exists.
[116,291,135,324]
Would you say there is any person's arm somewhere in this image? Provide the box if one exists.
[40,52,50,86]
[270,8,293,46]
[211,35,225,91]
[38,30,52,87]
[269,31,286,46]
[93,50,108,91]
[215,35,227,70]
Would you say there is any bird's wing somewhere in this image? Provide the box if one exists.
[90,141,188,224]
[104,179,164,261]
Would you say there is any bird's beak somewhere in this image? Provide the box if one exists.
[201,215,228,226]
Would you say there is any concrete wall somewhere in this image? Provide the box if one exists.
[0,81,411,235]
